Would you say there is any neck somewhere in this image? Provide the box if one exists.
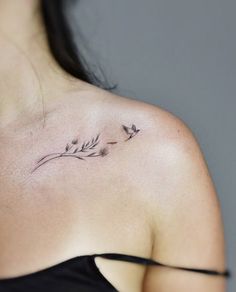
[0,0,87,130]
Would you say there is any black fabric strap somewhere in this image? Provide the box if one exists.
[94,253,231,278]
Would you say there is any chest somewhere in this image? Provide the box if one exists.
[0,152,152,291]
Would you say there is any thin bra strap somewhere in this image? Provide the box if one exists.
[93,253,231,278]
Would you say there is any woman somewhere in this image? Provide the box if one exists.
[0,0,231,291]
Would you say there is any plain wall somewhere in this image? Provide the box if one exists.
[72,1,235,290]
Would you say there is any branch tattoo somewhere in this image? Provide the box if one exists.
[31,124,140,173]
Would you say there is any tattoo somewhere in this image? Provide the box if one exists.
[122,124,140,140]
[31,124,140,173]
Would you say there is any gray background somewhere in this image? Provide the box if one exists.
[72,1,235,290]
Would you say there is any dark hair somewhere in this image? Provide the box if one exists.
[40,0,117,91]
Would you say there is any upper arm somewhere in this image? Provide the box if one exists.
[142,112,227,292]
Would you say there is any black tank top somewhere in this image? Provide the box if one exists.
[0,252,231,292]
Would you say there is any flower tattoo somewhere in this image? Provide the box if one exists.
[31,124,140,173]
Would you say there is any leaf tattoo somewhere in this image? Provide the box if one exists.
[32,124,140,173]
[65,144,70,152]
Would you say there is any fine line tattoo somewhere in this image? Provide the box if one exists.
[122,124,140,140]
[31,124,140,173]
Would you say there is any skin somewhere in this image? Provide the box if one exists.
[0,1,228,291]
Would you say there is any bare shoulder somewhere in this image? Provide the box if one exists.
[112,99,227,290]
[97,90,227,290]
